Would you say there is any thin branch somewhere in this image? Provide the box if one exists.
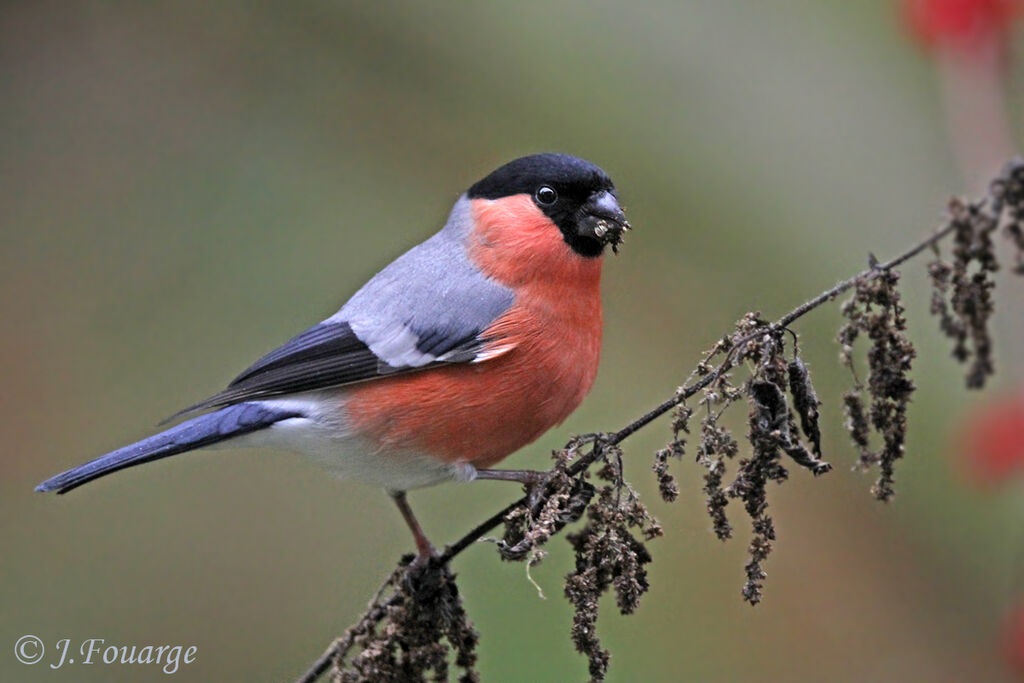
[448,220,959,560]
[296,569,406,683]
[296,641,338,683]
[296,216,964,683]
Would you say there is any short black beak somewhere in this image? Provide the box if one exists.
[579,190,630,252]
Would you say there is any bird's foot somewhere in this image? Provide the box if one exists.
[409,542,439,571]
[475,468,549,509]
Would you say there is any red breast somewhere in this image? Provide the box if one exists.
[344,195,604,467]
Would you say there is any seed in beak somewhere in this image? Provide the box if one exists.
[594,223,609,238]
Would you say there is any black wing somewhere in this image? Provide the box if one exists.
[163,320,488,422]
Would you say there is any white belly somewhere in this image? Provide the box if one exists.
[225,394,476,491]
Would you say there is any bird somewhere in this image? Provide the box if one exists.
[36,153,630,562]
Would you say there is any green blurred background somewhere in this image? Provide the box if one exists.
[3,1,1023,681]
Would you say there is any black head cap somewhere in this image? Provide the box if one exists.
[467,153,628,257]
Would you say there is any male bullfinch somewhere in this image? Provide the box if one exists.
[36,153,630,561]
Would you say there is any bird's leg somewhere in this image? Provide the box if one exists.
[389,490,436,566]
[474,469,546,485]
[474,468,549,508]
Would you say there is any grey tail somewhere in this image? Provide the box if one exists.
[35,403,300,495]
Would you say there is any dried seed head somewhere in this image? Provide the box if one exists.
[992,158,1024,274]
[928,192,1002,388]
[788,357,823,457]
[333,561,479,682]
[497,448,596,562]
[652,405,692,503]
[565,456,658,681]
[697,409,739,541]
[837,270,916,501]
[842,390,874,468]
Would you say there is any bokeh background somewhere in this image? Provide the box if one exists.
[3,1,1024,681]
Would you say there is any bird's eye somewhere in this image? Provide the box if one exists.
[535,185,558,206]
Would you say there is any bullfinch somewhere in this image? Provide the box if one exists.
[36,153,630,560]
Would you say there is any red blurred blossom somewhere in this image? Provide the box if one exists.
[1005,599,1024,675]
[957,390,1024,486]
[902,0,1022,52]
[899,0,1020,192]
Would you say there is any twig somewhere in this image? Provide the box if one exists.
[454,221,958,557]
[296,641,338,683]
[296,567,405,683]
[296,216,963,683]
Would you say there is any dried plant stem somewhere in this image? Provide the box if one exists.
[296,646,333,683]
[296,571,404,683]
[297,215,964,683]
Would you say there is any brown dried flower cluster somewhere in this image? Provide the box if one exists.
[928,198,998,388]
[691,321,832,603]
[564,442,661,681]
[838,270,916,501]
[648,315,832,604]
[495,439,596,565]
[327,560,479,683]
[652,404,691,503]
[991,156,1024,274]
[928,160,1024,389]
